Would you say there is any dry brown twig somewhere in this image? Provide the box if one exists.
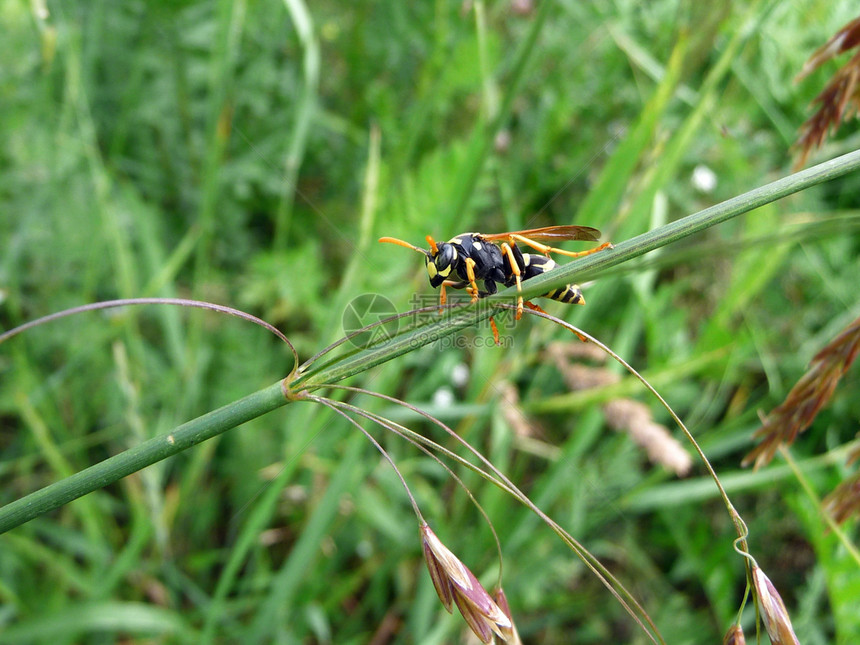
[546,342,693,476]
[496,382,541,440]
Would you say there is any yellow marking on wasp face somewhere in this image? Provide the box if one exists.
[427,263,438,278]
[439,265,452,277]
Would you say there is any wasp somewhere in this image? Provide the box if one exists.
[379,226,611,340]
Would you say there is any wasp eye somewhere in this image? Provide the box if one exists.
[436,244,456,268]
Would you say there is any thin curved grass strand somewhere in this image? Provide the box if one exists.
[309,392,506,584]
[0,297,299,372]
[317,383,663,644]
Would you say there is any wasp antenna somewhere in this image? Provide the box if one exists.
[379,236,431,257]
[425,235,439,255]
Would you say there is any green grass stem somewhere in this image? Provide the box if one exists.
[298,149,860,388]
[0,382,287,534]
[502,148,860,300]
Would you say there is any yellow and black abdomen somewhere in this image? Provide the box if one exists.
[518,253,585,305]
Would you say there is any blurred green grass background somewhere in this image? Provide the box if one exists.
[2,0,860,643]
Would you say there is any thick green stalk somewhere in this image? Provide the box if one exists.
[497,148,860,301]
[0,382,288,534]
[293,305,496,389]
[295,150,860,388]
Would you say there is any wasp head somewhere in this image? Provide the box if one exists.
[426,242,457,287]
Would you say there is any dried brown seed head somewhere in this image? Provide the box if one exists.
[604,399,693,476]
[492,588,523,645]
[823,470,860,524]
[796,17,860,80]
[743,315,860,468]
[722,624,746,645]
[752,565,800,645]
[795,18,860,168]
[420,523,513,643]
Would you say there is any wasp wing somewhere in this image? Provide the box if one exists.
[482,225,601,243]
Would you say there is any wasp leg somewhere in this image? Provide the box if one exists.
[524,301,545,314]
[461,258,502,344]
[440,280,472,306]
[464,258,480,303]
[489,317,500,345]
[509,234,612,258]
[463,257,499,344]
[499,242,524,320]
[438,281,446,314]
